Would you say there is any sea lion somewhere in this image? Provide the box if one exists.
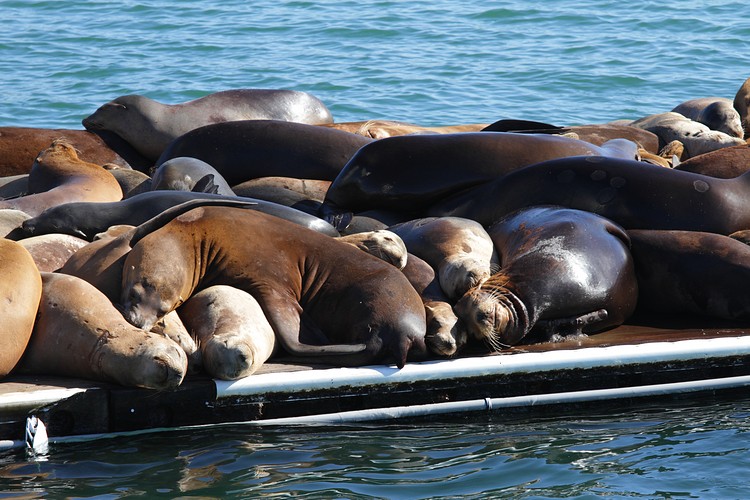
[454,206,638,349]
[104,164,152,198]
[427,155,750,235]
[231,176,331,213]
[19,190,339,241]
[17,272,187,389]
[82,89,334,161]
[321,120,488,139]
[674,144,750,178]
[321,132,638,217]
[337,229,408,269]
[671,97,744,138]
[0,140,123,217]
[400,253,467,357]
[0,126,150,176]
[151,157,236,196]
[0,174,28,199]
[17,233,89,272]
[733,77,750,138]
[628,229,750,319]
[155,120,372,185]
[0,239,42,378]
[629,112,745,159]
[388,217,499,301]
[119,207,427,368]
[178,285,276,380]
[0,209,30,238]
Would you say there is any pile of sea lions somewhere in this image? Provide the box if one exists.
[2,79,750,391]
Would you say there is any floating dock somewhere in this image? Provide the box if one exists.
[3,316,750,451]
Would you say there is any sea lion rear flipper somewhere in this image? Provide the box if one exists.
[191,174,219,194]
[260,289,368,357]
[534,309,609,339]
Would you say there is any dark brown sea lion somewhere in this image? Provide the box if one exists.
[18,190,339,241]
[17,272,187,389]
[628,229,750,319]
[231,176,331,213]
[0,140,123,217]
[321,132,638,217]
[674,144,750,178]
[400,253,467,357]
[0,239,42,378]
[428,155,750,235]
[388,217,499,301]
[119,207,427,368]
[0,126,150,176]
[82,89,334,161]
[155,120,372,186]
[178,285,276,380]
[454,206,638,349]
[671,97,744,138]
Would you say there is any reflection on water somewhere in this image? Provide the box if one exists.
[1,397,749,498]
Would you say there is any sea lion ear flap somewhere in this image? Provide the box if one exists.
[191,174,219,194]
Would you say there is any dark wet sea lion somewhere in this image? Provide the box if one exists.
[151,157,236,196]
[82,89,334,161]
[120,207,427,368]
[321,132,638,216]
[19,190,339,240]
[155,120,372,186]
[454,206,638,349]
[628,229,750,319]
[428,155,750,235]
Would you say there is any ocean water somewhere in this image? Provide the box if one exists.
[2,0,750,497]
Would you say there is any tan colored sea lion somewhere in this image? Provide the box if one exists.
[388,217,499,301]
[0,140,123,217]
[321,120,488,139]
[17,272,187,389]
[178,285,277,380]
[0,239,42,378]
[337,230,408,269]
[119,207,428,368]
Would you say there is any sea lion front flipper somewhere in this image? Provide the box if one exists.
[534,309,609,339]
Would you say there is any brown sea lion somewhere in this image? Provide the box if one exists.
[17,272,187,389]
[428,155,750,235]
[0,140,123,217]
[0,240,42,378]
[400,253,467,357]
[0,126,150,176]
[178,285,276,380]
[83,89,334,161]
[454,206,638,349]
[337,229,408,269]
[119,207,427,368]
[104,164,152,198]
[321,132,638,218]
[155,120,372,185]
[674,144,750,178]
[231,176,331,213]
[671,97,744,138]
[388,217,499,301]
[151,157,236,196]
[628,229,750,319]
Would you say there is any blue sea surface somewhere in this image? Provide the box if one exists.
[2,0,750,497]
